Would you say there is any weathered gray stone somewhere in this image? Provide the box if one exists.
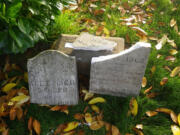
[89,42,151,97]
[52,34,124,76]
[27,50,78,105]
[70,33,117,51]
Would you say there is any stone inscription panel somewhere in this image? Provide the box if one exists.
[89,42,151,97]
[27,50,78,105]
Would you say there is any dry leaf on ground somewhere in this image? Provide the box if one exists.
[170,111,178,124]
[84,92,94,101]
[141,77,147,88]
[144,86,153,94]
[155,35,167,50]
[135,124,143,130]
[85,113,92,123]
[63,122,79,132]
[171,125,180,135]
[170,67,180,77]
[88,97,106,104]
[74,113,84,121]
[33,119,41,135]
[155,108,172,114]
[169,49,178,55]
[146,111,158,117]
[160,77,168,86]
[170,18,176,27]
[90,121,104,130]
[112,125,121,135]
[2,83,16,93]
[9,107,16,120]
[2,129,9,135]
[91,105,100,113]
[28,117,33,131]
[132,127,144,135]
[178,114,180,126]
[129,97,138,116]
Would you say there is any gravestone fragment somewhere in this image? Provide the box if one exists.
[52,33,124,76]
[68,32,117,51]
[27,50,78,105]
[89,42,151,97]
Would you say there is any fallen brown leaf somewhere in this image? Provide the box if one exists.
[164,66,172,72]
[28,117,33,131]
[170,66,180,77]
[170,18,176,27]
[170,111,178,124]
[112,125,121,135]
[178,113,180,126]
[85,113,92,123]
[156,108,172,114]
[91,105,100,113]
[169,49,178,55]
[171,125,180,135]
[160,77,168,86]
[146,111,158,117]
[144,86,153,94]
[90,121,104,130]
[142,77,147,88]
[63,122,79,132]
[74,113,84,121]
[9,107,16,120]
[84,92,94,101]
[132,127,144,135]
[54,124,67,135]
[77,130,85,135]
[2,129,9,135]
[16,107,23,120]
[165,56,176,62]
[151,66,156,74]
[33,119,41,135]
[94,9,104,16]
[146,92,159,98]
[129,97,138,116]
[62,130,76,135]
[135,124,143,130]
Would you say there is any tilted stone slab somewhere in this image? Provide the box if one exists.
[52,34,124,76]
[27,50,78,105]
[89,42,151,97]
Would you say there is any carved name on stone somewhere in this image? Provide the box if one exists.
[27,50,78,105]
[89,42,151,97]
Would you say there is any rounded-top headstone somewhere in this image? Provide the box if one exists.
[27,50,78,105]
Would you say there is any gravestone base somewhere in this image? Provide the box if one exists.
[52,34,125,76]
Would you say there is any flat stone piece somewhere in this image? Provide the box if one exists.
[27,50,78,105]
[89,42,151,97]
[72,33,117,51]
[52,34,124,76]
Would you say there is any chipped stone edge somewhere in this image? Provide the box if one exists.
[91,42,151,63]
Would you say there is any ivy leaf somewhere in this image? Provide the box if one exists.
[9,27,34,53]
[6,1,22,18]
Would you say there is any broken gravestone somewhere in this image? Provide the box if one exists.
[27,50,78,105]
[89,42,151,97]
[52,33,124,76]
